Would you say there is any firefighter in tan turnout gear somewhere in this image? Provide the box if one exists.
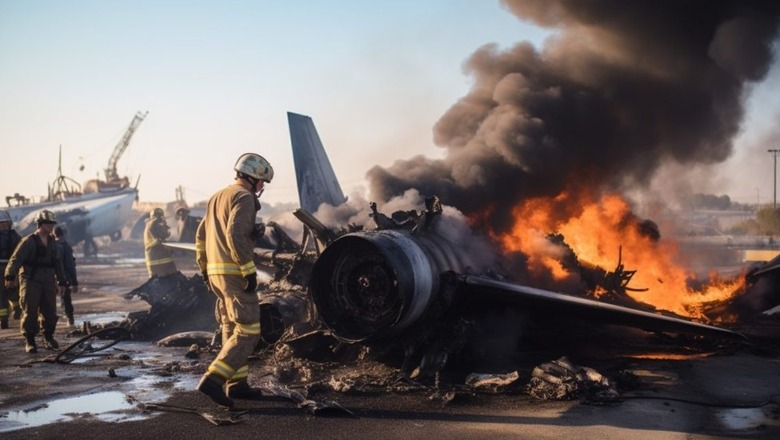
[3,210,67,353]
[144,208,177,278]
[195,152,273,407]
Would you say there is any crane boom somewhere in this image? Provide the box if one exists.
[104,111,148,182]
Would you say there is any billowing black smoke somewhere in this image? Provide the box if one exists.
[367,0,780,233]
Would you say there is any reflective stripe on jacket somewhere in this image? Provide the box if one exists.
[196,182,258,278]
[144,218,177,277]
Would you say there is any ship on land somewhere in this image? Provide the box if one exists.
[4,111,147,256]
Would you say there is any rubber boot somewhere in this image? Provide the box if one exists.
[226,382,266,400]
[197,375,234,408]
[0,317,8,329]
[43,335,59,350]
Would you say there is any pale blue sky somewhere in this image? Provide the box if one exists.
[0,1,778,207]
[0,0,547,205]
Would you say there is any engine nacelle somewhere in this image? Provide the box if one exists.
[309,229,476,342]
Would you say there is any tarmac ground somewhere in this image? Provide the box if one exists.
[1,239,779,439]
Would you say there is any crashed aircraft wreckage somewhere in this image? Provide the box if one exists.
[131,197,745,373]
[106,112,750,407]
[309,203,742,345]
[95,195,751,409]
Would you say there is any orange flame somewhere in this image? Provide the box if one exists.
[497,190,744,318]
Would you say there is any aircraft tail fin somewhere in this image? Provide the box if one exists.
[287,112,347,212]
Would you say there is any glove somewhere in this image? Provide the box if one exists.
[244,274,257,293]
[201,271,210,290]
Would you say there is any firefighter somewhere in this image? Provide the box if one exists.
[175,206,200,243]
[3,210,67,353]
[53,226,79,326]
[195,152,273,407]
[144,208,177,278]
[0,209,22,329]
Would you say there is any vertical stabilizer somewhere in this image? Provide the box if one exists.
[288,112,347,212]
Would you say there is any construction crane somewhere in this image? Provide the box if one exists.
[104,111,148,183]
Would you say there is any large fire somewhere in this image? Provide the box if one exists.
[496,190,744,318]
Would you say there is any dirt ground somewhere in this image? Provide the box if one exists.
[1,238,780,439]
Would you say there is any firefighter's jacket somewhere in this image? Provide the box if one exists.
[196,183,259,278]
[144,218,177,277]
[4,232,66,285]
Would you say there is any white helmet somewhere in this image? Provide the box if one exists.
[34,209,57,225]
[234,153,274,183]
[0,209,11,225]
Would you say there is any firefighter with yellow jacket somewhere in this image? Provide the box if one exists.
[195,153,273,407]
[144,208,177,278]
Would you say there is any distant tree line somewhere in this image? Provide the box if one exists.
[729,207,780,235]
[684,192,775,235]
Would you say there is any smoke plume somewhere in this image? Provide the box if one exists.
[367,0,780,233]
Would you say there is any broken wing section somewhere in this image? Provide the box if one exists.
[288,112,347,212]
[462,275,745,342]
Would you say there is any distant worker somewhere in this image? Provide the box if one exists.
[195,153,273,407]
[175,207,200,243]
[144,208,177,278]
[54,226,79,326]
[3,210,67,353]
[82,235,98,259]
[0,210,22,329]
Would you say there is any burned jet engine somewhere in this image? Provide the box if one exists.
[310,228,478,342]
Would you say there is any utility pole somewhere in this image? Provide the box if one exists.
[770,149,780,208]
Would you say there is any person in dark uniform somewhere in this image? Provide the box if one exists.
[175,207,201,243]
[0,209,22,328]
[54,226,79,326]
[3,210,67,353]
